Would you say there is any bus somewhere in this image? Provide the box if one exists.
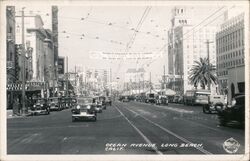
[183,89,211,106]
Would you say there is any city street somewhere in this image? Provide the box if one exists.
[7,101,244,154]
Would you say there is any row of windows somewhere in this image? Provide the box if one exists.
[217,70,228,77]
[217,49,244,61]
[217,58,245,69]
[217,28,244,45]
[217,39,244,53]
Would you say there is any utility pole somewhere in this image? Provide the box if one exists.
[163,65,166,90]
[66,56,68,97]
[75,65,77,94]
[150,72,152,93]
[172,28,175,92]
[110,68,112,97]
[205,39,213,91]
[21,7,26,115]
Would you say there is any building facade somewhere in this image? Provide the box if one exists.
[6,6,16,83]
[216,12,245,102]
[168,6,217,95]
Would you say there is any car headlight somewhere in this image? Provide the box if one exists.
[33,105,36,107]
[76,105,80,109]
[87,105,91,109]
[41,104,43,107]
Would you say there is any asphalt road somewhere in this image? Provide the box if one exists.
[7,101,245,154]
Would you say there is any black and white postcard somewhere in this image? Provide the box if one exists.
[0,0,249,161]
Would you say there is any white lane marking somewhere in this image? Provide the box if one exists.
[114,104,163,155]
[123,106,213,155]
[19,133,40,144]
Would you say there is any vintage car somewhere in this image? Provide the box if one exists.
[71,97,97,122]
[30,98,50,115]
[48,97,61,111]
[217,94,245,127]
[155,95,168,106]
[203,94,226,114]
[105,96,112,106]
[98,96,107,110]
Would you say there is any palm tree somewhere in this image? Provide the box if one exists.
[188,57,218,89]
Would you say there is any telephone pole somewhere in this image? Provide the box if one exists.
[163,65,166,90]
[205,39,213,90]
[149,72,152,93]
[21,7,26,115]
[66,56,69,97]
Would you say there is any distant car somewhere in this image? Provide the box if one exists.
[48,97,61,111]
[122,96,130,102]
[71,97,97,122]
[173,95,183,104]
[95,101,103,113]
[30,98,50,115]
[105,97,112,106]
[217,94,245,126]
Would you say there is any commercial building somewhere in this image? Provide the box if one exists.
[6,6,16,109]
[124,68,150,93]
[6,6,16,83]
[216,12,245,102]
[168,6,217,95]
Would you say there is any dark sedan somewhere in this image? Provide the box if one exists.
[218,94,245,127]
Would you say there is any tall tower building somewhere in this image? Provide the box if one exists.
[168,7,217,95]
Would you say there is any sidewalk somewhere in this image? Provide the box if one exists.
[7,109,30,119]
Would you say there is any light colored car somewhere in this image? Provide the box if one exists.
[71,97,97,122]
[48,97,61,111]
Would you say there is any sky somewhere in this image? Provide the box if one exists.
[14,3,245,84]
[57,5,221,83]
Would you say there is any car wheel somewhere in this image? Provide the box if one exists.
[72,117,76,122]
[215,103,223,112]
[203,105,211,114]
[93,116,97,122]
[219,119,227,126]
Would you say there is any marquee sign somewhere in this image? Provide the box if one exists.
[7,82,46,91]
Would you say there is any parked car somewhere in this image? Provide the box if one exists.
[98,96,107,109]
[155,95,168,105]
[71,97,97,122]
[30,98,50,115]
[203,94,226,114]
[122,96,130,102]
[217,94,245,127]
[105,96,112,106]
[146,93,156,103]
[172,95,183,104]
[48,97,61,111]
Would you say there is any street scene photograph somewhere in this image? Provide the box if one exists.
[1,0,249,160]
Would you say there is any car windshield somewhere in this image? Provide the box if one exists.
[77,97,93,105]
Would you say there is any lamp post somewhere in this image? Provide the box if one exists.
[21,7,26,115]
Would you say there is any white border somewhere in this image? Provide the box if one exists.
[0,1,249,161]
